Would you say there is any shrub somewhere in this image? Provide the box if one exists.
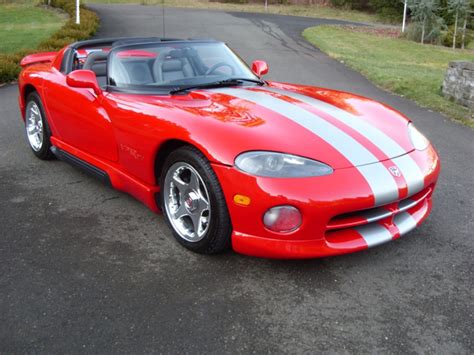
[442,24,473,47]
[405,20,445,44]
[370,0,404,21]
[213,0,249,3]
[329,0,369,9]
[0,56,21,84]
[0,0,99,83]
[376,6,403,22]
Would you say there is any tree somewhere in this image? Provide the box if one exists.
[460,10,472,48]
[409,0,443,44]
[448,0,470,48]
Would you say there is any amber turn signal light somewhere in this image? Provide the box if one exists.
[233,194,251,206]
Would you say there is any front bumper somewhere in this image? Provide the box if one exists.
[212,146,440,259]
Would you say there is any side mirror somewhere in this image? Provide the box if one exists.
[66,69,102,95]
[251,60,269,77]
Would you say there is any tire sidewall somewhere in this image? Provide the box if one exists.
[160,147,231,254]
[25,92,52,159]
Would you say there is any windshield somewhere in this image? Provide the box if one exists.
[108,41,259,93]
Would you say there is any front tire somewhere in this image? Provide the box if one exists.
[160,146,232,254]
[24,92,53,160]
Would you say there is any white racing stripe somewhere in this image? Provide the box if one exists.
[214,88,399,206]
[393,212,418,235]
[264,87,425,196]
[357,211,417,247]
[392,155,424,196]
[355,223,393,248]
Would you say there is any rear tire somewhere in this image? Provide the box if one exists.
[24,92,53,160]
[160,146,232,254]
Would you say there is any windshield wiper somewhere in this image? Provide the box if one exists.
[169,78,264,95]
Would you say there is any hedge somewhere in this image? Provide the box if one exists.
[0,0,99,84]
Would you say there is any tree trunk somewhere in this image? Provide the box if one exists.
[453,10,458,49]
[461,15,467,50]
[421,18,426,44]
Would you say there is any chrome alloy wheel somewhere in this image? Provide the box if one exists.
[25,101,44,152]
[164,162,211,242]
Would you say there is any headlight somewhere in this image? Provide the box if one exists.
[408,123,429,151]
[235,151,333,178]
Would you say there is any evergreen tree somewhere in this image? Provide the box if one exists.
[448,0,470,48]
[408,0,443,43]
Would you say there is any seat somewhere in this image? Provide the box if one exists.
[153,50,194,83]
[82,51,108,88]
[125,62,154,85]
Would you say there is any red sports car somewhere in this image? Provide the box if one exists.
[18,37,440,259]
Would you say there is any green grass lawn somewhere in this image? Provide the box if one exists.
[83,0,386,25]
[0,3,66,54]
[303,26,473,127]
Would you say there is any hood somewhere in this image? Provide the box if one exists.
[114,83,415,169]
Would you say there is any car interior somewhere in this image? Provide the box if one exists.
[70,39,237,89]
[82,51,108,87]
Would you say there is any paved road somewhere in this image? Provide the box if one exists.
[1,5,473,353]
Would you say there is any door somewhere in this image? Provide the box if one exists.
[43,72,118,162]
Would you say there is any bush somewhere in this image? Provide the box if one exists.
[329,0,369,9]
[213,0,249,3]
[0,56,21,84]
[0,0,99,83]
[375,6,403,22]
[330,0,404,21]
[442,24,472,48]
[405,21,445,45]
[372,0,404,21]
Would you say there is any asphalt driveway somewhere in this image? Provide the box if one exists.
[0,5,472,353]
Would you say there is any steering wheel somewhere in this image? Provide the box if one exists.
[205,62,235,76]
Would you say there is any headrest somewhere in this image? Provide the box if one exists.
[168,49,184,58]
[83,51,108,70]
[162,59,183,72]
[91,62,107,76]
